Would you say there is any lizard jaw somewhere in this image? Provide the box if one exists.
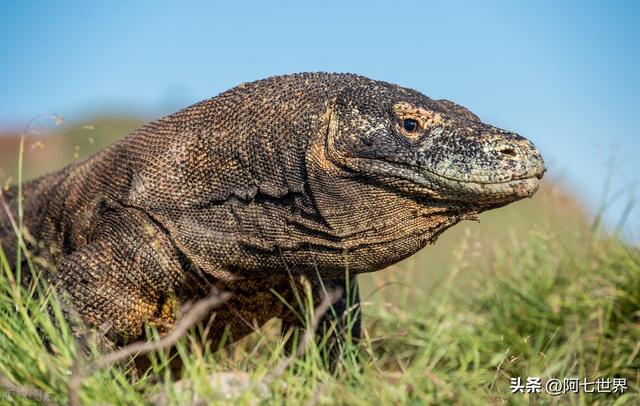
[443,175,542,203]
[345,157,545,204]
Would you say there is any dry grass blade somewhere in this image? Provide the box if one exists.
[147,288,342,404]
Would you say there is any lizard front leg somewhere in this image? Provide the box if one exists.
[53,207,194,345]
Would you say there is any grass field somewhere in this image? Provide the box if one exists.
[0,119,638,404]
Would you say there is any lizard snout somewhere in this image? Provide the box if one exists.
[491,137,546,182]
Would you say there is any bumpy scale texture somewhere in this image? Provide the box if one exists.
[0,73,545,348]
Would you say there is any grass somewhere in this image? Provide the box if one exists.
[0,207,638,404]
[0,119,638,404]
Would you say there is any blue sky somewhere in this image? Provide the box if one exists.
[1,1,639,236]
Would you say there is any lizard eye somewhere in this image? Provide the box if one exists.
[403,119,419,133]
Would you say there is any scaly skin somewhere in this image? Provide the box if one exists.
[0,72,545,353]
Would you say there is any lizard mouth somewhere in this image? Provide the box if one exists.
[412,170,544,205]
[338,153,545,203]
[416,166,545,202]
[362,159,545,203]
[441,174,542,200]
[369,157,546,202]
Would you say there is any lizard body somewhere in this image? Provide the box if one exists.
[0,73,545,350]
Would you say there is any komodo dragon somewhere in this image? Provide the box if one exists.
[0,72,545,358]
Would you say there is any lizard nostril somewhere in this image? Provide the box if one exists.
[499,148,517,157]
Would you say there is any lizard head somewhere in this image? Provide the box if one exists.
[322,83,546,209]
